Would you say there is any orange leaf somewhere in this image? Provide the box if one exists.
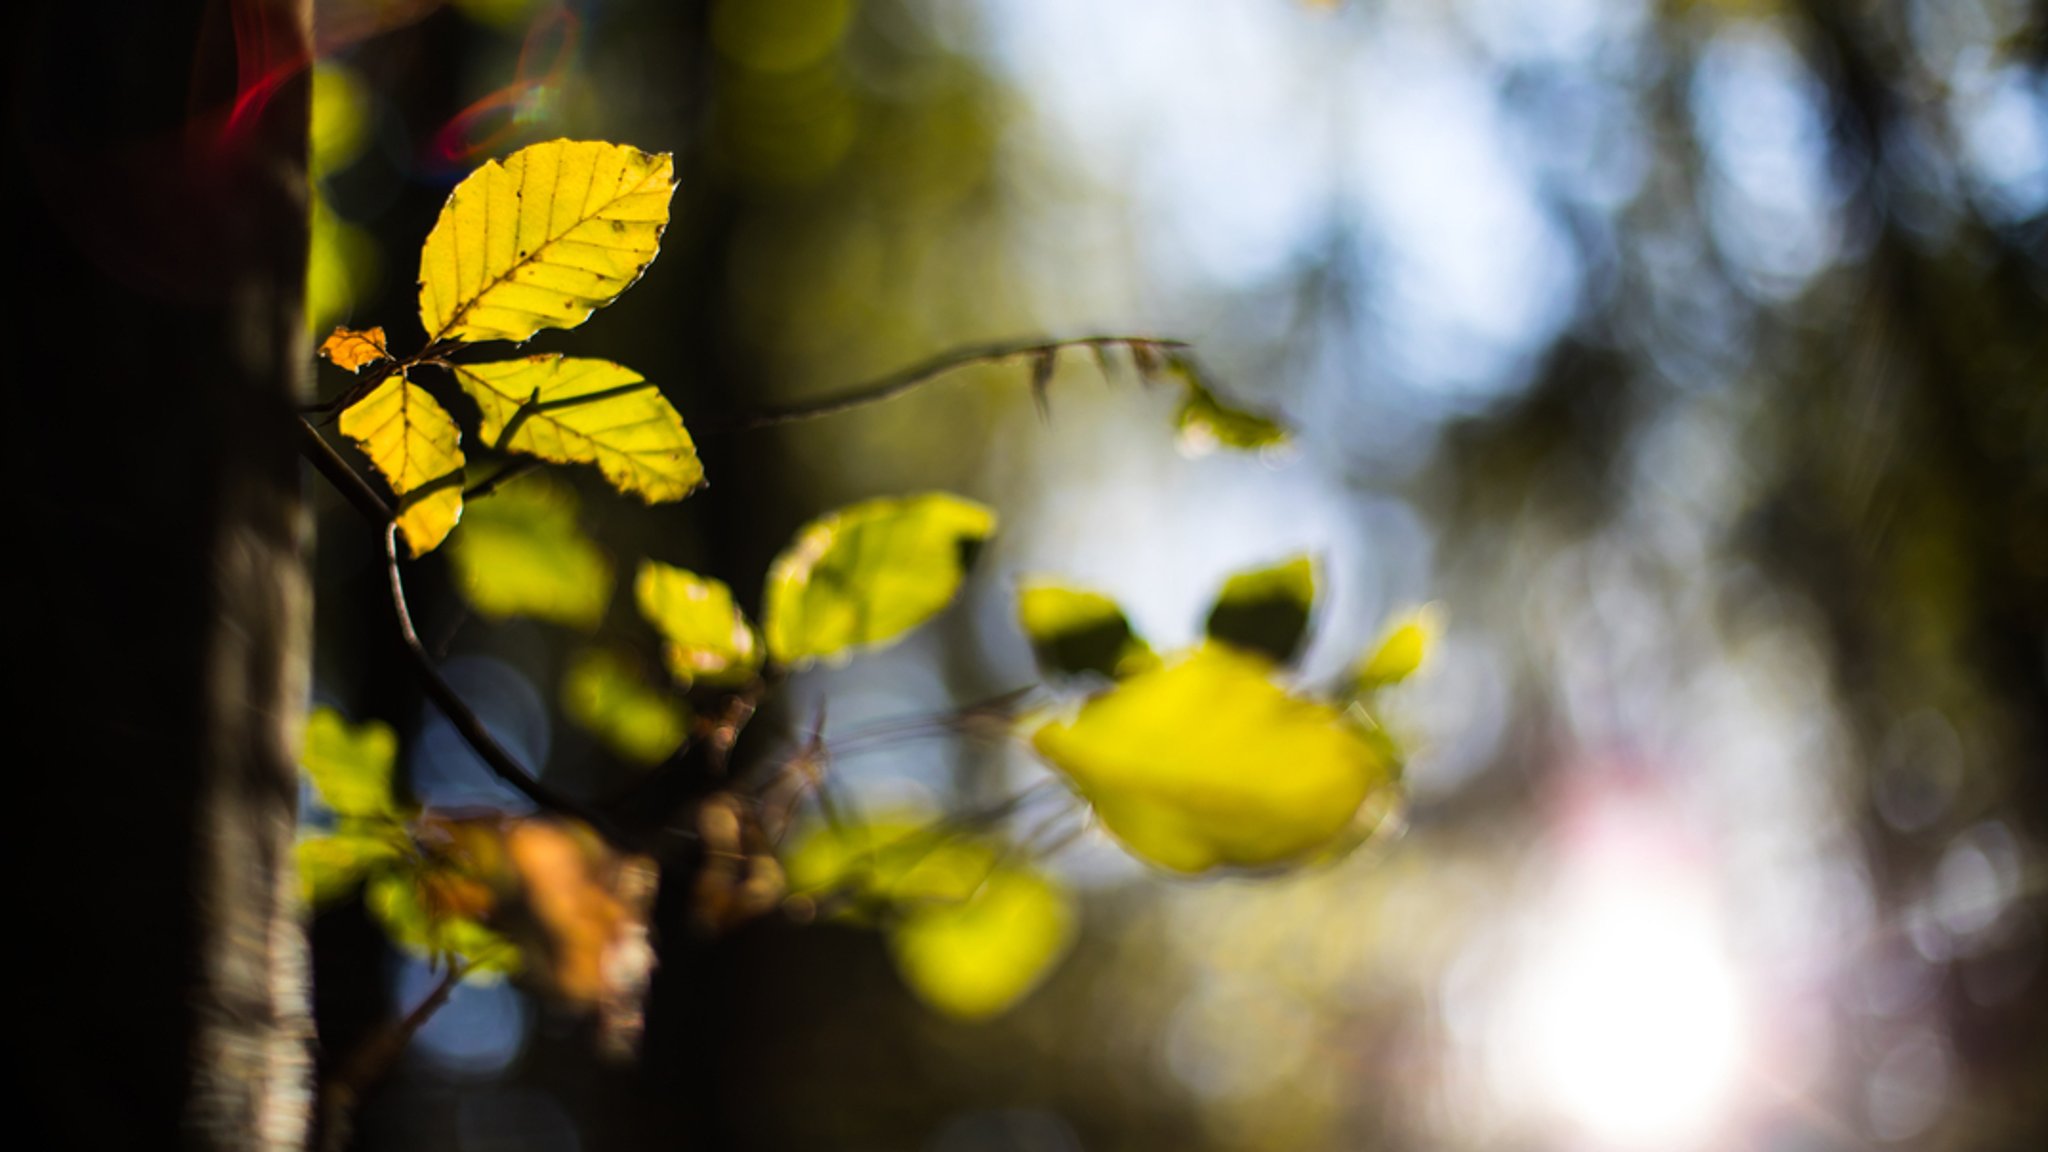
[318,325,391,372]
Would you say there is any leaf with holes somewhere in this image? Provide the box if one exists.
[763,493,997,667]
[452,356,702,502]
[336,375,465,555]
[418,139,675,345]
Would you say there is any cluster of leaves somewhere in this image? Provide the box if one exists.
[300,138,1420,1028]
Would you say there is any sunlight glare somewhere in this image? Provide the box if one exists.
[1506,875,1747,1147]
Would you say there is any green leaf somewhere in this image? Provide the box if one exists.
[763,493,997,667]
[418,139,676,345]
[1031,644,1393,874]
[634,561,762,688]
[561,647,692,766]
[889,860,1075,1022]
[301,708,403,819]
[1353,604,1441,693]
[296,832,405,909]
[448,475,612,629]
[336,375,465,555]
[451,356,703,503]
[1163,359,1288,454]
[783,817,1074,1020]
[1204,555,1316,664]
[366,871,521,977]
[1015,581,1158,680]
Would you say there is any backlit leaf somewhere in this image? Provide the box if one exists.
[764,493,997,667]
[634,561,760,687]
[418,139,676,344]
[448,475,611,629]
[1032,644,1392,874]
[1163,359,1288,454]
[1354,604,1441,693]
[317,325,390,372]
[784,817,1075,1020]
[562,647,692,765]
[336,375,465,555]
[296,832,405,909]
[1204,555,1316,664]
[367,871,521,977]
[889,861,1075,1021]
[452,356,702,502]
[1016,581,1157,680]
[301,708,403,819]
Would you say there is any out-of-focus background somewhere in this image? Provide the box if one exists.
[305,0,2048,1148]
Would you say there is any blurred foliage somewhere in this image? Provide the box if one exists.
[762,492,997,666]
[449,474,613,629]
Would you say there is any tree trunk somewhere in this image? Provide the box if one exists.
[11,1,314,1147]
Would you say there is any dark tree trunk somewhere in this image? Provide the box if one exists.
[11,1,314,1147]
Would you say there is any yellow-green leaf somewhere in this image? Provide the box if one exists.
[301,708,403,819]
[1031,644,1392,874]
[1353,604,1441,692]
[418,139,676,344]
[561,647,692,766]
[1164,359,1289,454]
[783,817,1074,1020]
[634,561,761,688]
[890,861,1075,1021]
[764,493,997,667]
[1016,581,1158,680]
[317,325,389,373]
[296,832,405,909]
[366,871,522,977]
[452,356,703,502]
[448,475,611,629]
[1204,555,1316,664]
[336,375,465,555]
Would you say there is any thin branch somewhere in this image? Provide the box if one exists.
[734,334,1188,430]
[296,417,390,523]
[383,524,629,846]
[317,960,467,1152]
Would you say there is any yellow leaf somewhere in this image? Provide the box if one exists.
[296,832,404,909]
[317,325,390,373]
[1162,359,1289,454]
[763,493,997,667]
[634,561,761,688]
[336,375,465,555]
[367,871,521,978]
[417,139,676,344]
[452,356,703,502]
[1205,554,1317,664]
[783,817,1075,1021]
[1015,581,1157,680]
[1354,604,1442,693]
[889,861,1074,1021]
[301,708,403,819]
[448,475,611,628]
[561,648,692,765]
[1032,644,1393,874]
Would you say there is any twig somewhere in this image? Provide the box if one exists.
[383,524,629,846]
[297,417,391,523]
[317,960,468,1152]
[734,335,1188,430]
